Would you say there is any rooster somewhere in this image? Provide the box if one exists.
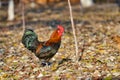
[22,25,64,65]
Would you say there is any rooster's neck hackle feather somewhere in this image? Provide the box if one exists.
[46,25,64,45]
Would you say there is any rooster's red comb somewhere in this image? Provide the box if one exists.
[57,25,64,33]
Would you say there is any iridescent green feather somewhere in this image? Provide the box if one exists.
[22,29,39,52]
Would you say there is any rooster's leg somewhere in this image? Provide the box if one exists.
[41,61,52,67]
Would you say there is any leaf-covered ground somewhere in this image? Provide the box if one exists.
[0,2,120,79]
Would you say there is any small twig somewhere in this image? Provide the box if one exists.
[68,0,79,61]
[21,1,26,32]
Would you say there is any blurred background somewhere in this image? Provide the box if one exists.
[0,0,120,22]
[0,0,120,79]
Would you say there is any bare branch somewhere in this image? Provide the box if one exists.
[21,1,26,32]
[68,0,79,61]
